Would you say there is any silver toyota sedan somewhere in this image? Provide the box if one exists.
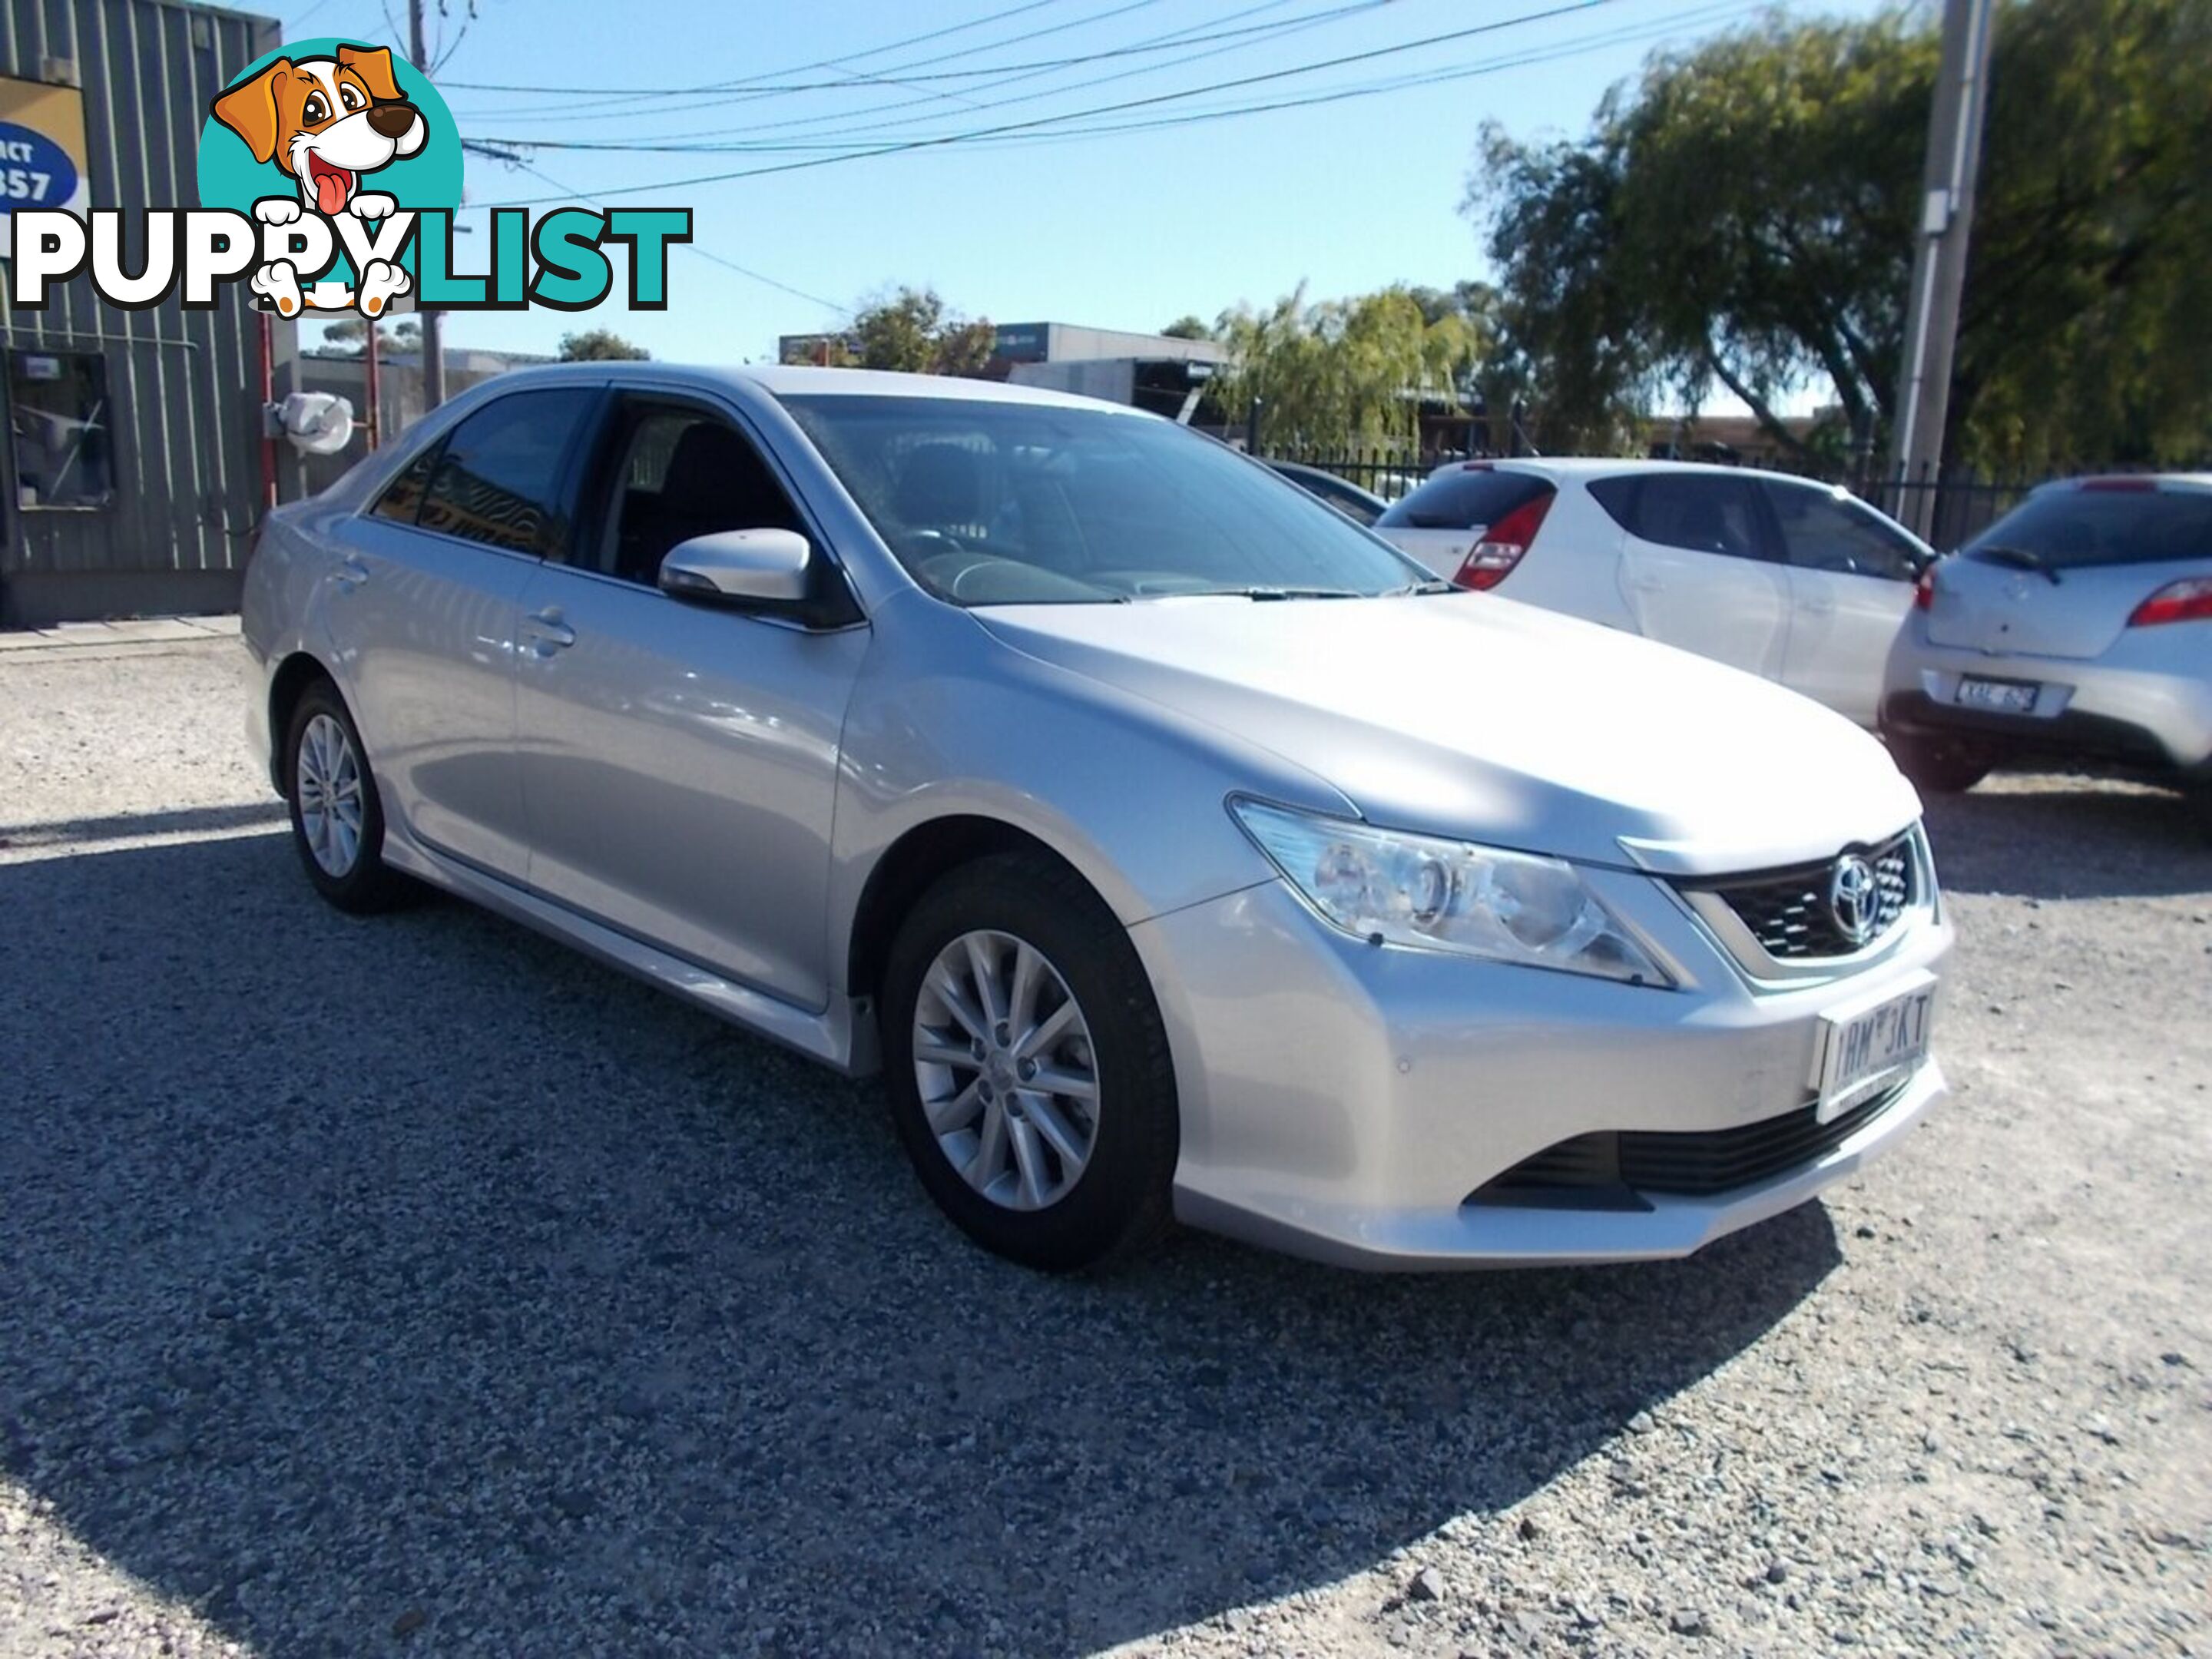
[243,365,1952,1271]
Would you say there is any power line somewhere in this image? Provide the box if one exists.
[469,1,1741,168]
[449,1,1343,128]
[471,0,1614,186]
[478,0,1396,147]
[441,0,1127,118]
[468,148,850,316]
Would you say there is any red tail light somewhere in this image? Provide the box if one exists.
[1453,492,1553,591]
[1913,565,1936,611]
[2128,577,2212,627]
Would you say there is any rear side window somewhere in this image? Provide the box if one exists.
[417,388,598,557]
[1377,468,1551,531]
[1966,487,2212,571]
[1761,481,1924,581]
[1591,474,1767,561]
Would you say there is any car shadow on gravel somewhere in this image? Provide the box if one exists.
[1921,776,2212,899]
[1,831,1841,1657]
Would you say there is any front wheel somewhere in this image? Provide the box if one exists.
[882,851,1178,1271]
[284,679,410,913]
[1885,730,1992,795]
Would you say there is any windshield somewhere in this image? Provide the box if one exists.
[1965,486,2212,571]
[777,394,1431,604]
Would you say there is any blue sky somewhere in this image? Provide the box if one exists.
[270,0,1886,363]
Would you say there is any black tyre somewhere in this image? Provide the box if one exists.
[283,678,410,913]
[2187,782,2212,844]
[882,850,1179,1271]
[1886,731,1992,795]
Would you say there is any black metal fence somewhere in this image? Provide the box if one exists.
[1852,470,2035,551]
[1261,449,1445,503]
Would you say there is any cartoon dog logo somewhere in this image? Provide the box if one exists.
[210,45,424,318]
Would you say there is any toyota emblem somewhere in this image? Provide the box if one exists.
[1828,855,1880,946]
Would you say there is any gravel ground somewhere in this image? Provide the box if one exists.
[1,635,2207,1659]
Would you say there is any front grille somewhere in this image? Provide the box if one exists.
[1469,1084,1903,1210]
[1690,833,1916,960]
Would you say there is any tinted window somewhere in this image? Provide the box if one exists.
[417,389,597,557]
[1376,468,1549,531]
[1593,474,1766,560]
[586,404,806,584]
[372,442,441,525]
[778,396,1425,605]
[1966,486,2212,571]
[1762,481,1923,581]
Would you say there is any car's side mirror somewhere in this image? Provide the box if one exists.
[659,528,813,608]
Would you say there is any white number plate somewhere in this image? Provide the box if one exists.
[1955,676,2038,714]
[1816,973,1936,1122]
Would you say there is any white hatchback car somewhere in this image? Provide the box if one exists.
[1374,460,1934,726]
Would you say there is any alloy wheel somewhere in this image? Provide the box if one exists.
[296,712,366,878]
[911,929,1100,1211]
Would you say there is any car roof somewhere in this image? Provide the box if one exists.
[1426,456,1857,489]
[485,360,1151,417]
[2032,473,2212,495]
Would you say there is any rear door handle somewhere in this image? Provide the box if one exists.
[522,608,576,654]
[334,555,369,591]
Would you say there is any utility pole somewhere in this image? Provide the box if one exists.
[408,0,445,413]
[1886,0,1995,541]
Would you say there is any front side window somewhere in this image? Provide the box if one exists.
[586,404,805,585]
[1762,481,1924,581]
[8,349,114,509]
[777,395,1426,605]
[372,442,442,525]
[416,388,597,557]
[1594,475,1766,561]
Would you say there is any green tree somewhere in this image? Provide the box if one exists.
[558,329,651,361]
[1207,285,1486,452]
[1468,0,2212,471]
[1160,314,1212,340]
[849,286,996,376]
[318,316,420,357]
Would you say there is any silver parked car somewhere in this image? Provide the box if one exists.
[1882,475,2212,827]
[244,366,1952,1271]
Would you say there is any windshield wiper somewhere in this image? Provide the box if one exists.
[1209,586,1367,601]
[1382,579,1458,596]
[1975,544,2063,584]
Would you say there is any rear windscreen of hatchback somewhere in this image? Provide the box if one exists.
[1966,488,2212,570]
[1376,468,1551,531]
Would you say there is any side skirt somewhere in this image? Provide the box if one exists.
[380,833,882,1078]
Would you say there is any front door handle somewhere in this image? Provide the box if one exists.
[334,555,369,591]
[522,608,576,654]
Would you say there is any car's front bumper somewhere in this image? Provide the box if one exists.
[1881,640,2212,776]
[1129,872,1951,1270]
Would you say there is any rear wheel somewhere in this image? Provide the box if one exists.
[284,679,409,913]
[1886,731,1992,795]
[882,851,1178,1271]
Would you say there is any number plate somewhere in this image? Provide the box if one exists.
[1955,676,2038,714]
[1816,973,1936,1123]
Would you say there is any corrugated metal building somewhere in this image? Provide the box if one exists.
[1,0,288,627]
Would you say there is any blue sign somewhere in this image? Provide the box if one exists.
[0,120,79,209]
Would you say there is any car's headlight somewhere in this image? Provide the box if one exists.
[1230,799,1671,986]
